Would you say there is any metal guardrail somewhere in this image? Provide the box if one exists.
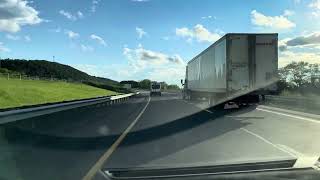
[264,95,320,115]
[265,95,320,105]
[0,92,138,124]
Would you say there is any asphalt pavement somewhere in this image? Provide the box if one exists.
[0,91,320,180]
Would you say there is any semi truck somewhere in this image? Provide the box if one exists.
[182,33,278,108]
[150,81,162,96]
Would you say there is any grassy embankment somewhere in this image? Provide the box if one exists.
[0,77,117,109]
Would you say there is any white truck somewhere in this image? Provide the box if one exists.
[150,81,162,96]
[182,33,278,108]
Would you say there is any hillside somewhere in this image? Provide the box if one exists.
[0,59,118,85]
[0,77,117,109]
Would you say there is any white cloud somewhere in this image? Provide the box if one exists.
[59,10,83,21]
[91,0,100,13]
[176,24,221,43]
[24,35,31,42]
[309,0,320,18]
[136,27,147,39]
[311,11,320,18]
[279,32,320,51]
[124,45,184,67]
[279,50,320,67]
[123,45,185,76]
[5,34,31,42]
[119,44,186,84]
[251,10,296,30]
[119,45,186,84]
[80,44,94,52]
[283,10,295,16]
[0,42,10,52]
[201,15,216,20]
[309,0,320,9]
[65,30,79,39]
[0,0,42,33]
[287,32,320,46]
[293,0,301,4]
[77,11,84,18]
[6,34,20,40]
[147,66,185,85]
[72,48,185,84]
[59,10,77,21]
[90,34,106,46]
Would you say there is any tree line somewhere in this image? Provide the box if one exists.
[120,79,180,90]
[0,59,180,92]
[278,61,320,95]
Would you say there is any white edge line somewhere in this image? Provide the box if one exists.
[204,109,213,114]
[256,108,320,124]
[83,96,151,180]
[241,128,296,158]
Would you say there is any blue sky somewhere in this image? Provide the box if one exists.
[0,0,320,85]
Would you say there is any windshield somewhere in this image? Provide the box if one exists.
[1,0,320,180]
[151,84,160,89]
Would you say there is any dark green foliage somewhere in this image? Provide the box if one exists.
[278,61,320,95]
[167,84,180,90]
[0,59,118,85]
[120,80,139,88]
[83,81,131,94]
[138,79,151,89]
[1,59,181,92]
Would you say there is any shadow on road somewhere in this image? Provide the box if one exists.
[2,104,258,151]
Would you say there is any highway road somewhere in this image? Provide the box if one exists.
[0,91,320,180]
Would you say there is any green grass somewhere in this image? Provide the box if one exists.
[0,77,118,109]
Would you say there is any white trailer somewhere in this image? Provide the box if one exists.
[182,33,278,108]
[150,81,162,96]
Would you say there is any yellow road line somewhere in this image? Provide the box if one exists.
[82,96,151,180]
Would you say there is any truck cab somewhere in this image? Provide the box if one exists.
[150,82,161,96]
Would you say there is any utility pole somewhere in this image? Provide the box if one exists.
[53,55,55,62]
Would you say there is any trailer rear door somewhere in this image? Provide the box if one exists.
[255,34,278,90]
[228,35,250,92]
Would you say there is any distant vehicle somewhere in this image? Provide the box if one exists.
[182,33,278,108]
[150,82,161,96]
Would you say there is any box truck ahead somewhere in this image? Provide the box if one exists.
[150,81,162,96]
[182,33,278,108]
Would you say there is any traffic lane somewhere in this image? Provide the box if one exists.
[230,105,320,157]
[6,93,149,138]
[103,95,292,170]
[0,93,149,180]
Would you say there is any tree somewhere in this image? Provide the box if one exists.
[120,80,139,88]
[167,84,180,90]
[160,81,168,90]
[138,79,151,89]
[309,63,320,86]
[282,61,310,87]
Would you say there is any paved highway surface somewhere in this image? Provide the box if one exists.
[0,91,320,180]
